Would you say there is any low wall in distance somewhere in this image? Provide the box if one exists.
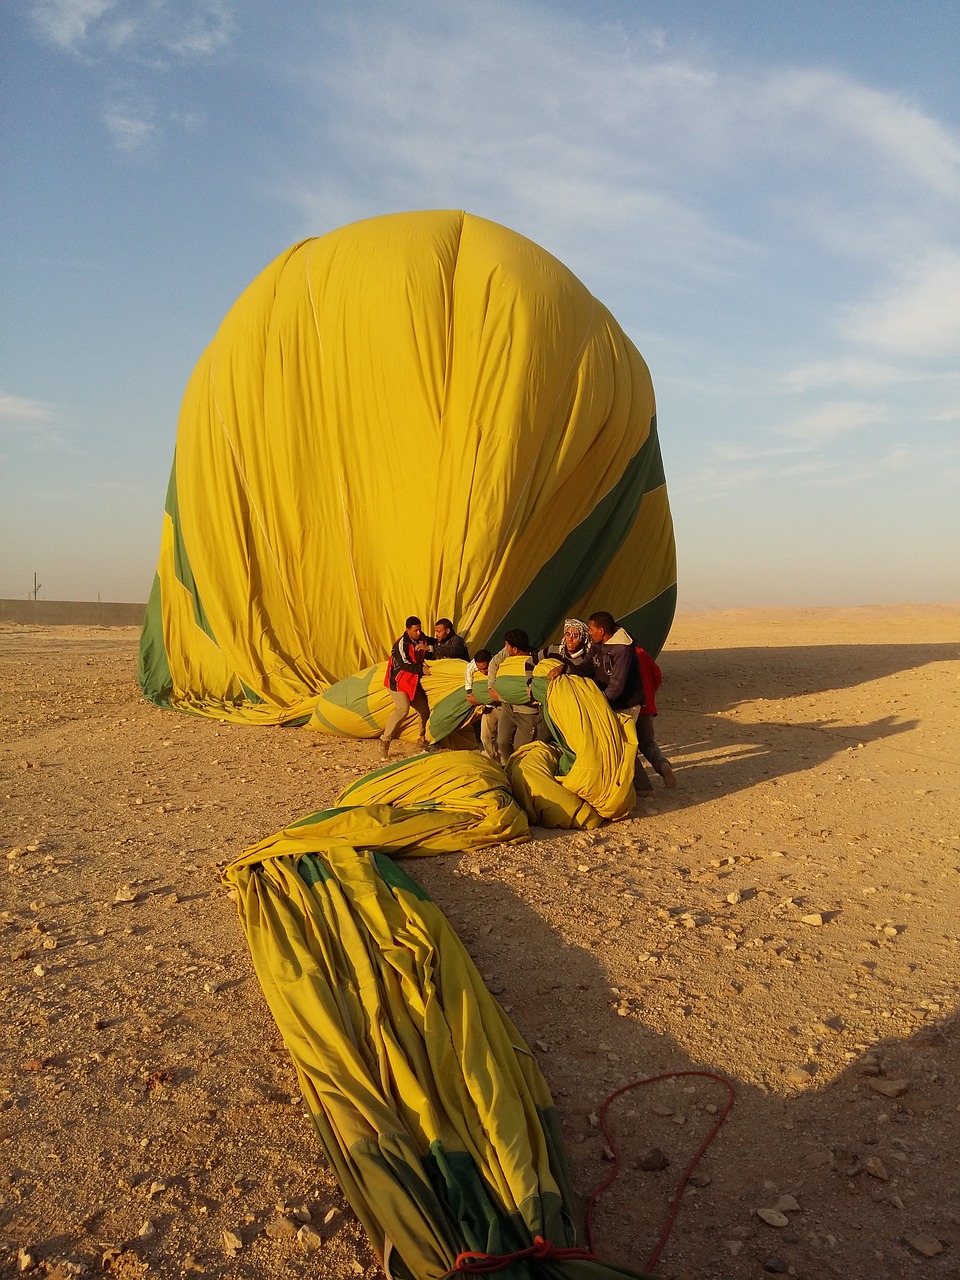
[0,599,146,627]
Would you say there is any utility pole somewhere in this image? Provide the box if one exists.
[32,573,41,601]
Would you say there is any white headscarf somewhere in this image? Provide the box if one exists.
[562,618,589,655]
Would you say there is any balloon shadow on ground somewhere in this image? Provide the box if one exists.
[644,641,958,803]
[414,857,960,1280]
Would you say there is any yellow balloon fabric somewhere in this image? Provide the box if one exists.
[544,675,639,821]
[223,771,653,1280]
[506,742,604,830]
[139,210,675,723]
[307,658,474,744]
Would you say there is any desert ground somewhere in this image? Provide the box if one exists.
[2,605,959,1280]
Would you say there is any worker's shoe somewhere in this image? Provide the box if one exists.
[656,760,677,789]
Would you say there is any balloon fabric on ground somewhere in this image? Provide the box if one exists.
[224,751,652,1280]
[138,210,676,724]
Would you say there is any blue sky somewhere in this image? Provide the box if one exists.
[2,0,958,609]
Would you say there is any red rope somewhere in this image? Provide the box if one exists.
[443,1234,596,1275]
[440,1070,735,1278]
[585,1069,736,1273]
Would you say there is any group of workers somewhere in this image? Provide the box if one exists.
[381,612,676,793]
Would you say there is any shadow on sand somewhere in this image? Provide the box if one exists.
[414,865,959,1279]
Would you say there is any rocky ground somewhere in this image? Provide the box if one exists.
[1,605,959,1280]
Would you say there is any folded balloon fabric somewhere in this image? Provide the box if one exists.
[224,750,652,1280]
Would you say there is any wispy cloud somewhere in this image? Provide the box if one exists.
[843,248,960,358]
[780,359,924,392]
[29,0,231,152]
[280,3,960,373]
[30,0,233,59]
[0,391,73,450]
[102,92,155,152]
[30,0,117,51]
[777,401,887,443]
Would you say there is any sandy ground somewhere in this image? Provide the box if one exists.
[2,605,959,1280]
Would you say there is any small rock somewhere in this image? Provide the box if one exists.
[17,1249,36,1273]
[636,1147,669,1171]
[801,913,824,926]
[651,1103,674,1116]
[867,1077,910,1099]
[786,1065,814,1085]
[763,1260,788,1274]
[297,1224,323,1250]
[265,1216,299,1241]
[138,1220,156,1238]
[756,1208,789,1228]
[222,1229,243,1255]
[148,1181,167,1199]
[864,1157,888,1181]
[905,1234,943,1258]
[687,1170,712,1187]
[114,885,137,904]
[773,1194,800,1213]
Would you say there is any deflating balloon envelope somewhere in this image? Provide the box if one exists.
[139,209,676,724]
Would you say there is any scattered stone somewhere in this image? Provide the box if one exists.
[786,1065,815,1085]
[651,1103,674,1116]
[114,885,138,904]
[319,1206,342,1234]
[773,1194,800,1213]
[297,1224,323,1250]
[636,1147,670,1171]
[687,1170,712,1187]
[867,1077,911,1099]
[138,1220,156,1239]
[763,1260,788,1274]
[905,1234,943,1258]
[801,913,824,927]
[756,1208,789,1228]
[17,1249,36,1273]
[222,1229,243,1255]
[265,1216,299,1241]
[864,1157,889,1181]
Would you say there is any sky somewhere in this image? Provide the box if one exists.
[2,0,959,610]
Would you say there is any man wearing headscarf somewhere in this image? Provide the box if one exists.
[543,619,592,671]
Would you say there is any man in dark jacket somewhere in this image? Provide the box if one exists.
[587,611,676,790]
[429,618,469,661]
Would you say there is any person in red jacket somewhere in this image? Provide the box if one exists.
[381,616,431,758]
[586,611,677,791]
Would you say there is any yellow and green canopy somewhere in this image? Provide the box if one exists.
[139,210,676,725]
[224,752,652,1280]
